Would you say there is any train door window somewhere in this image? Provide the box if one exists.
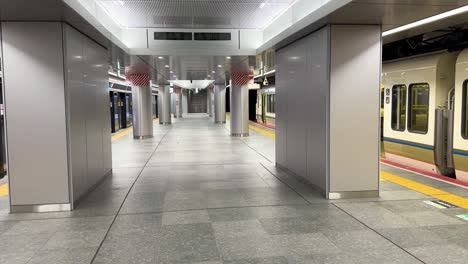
[391,84,407,131]
[463,80,468,139]
[408,83,430,134]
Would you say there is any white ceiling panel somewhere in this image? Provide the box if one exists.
[95,0,295,29]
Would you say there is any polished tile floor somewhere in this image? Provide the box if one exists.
[0,115,467,263]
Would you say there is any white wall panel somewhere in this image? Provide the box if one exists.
[329,25,380,192]
[2,22,70,205]
[64,24,111,203]
[276,26,329,192]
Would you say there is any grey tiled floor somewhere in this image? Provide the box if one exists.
[0,114,467,263]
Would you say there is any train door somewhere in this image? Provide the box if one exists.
[126,94,133,127]
[248,90,257,121]
[0,80,6,179]
[152,95,158,118]
[119,93,127,129]
[110,92,121,133]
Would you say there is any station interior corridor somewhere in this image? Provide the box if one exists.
[0,115,466,264]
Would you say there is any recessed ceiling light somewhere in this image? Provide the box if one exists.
[212,71,216,73]
[170,71,173,73]
[158,56,164,60]
[226,56,231,59]
[165,65,170,68]
[217,65,222,68]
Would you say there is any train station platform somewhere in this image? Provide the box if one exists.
[0,114,467,263]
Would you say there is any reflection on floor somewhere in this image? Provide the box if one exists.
[0,114,467,264]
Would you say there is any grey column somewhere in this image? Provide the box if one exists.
[207,89,213,117]
[230,84,249,137]
[132,86,153,139]
[176,92,183,118]
[158,86,172,125]
[214,85,226,124]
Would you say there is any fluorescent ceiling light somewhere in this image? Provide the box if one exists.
[383,5,468,36]
[217,65,223,68]
[158,56,164,60]
[165,65,170,68]
[226,56,231,59]
[212,70,216,73]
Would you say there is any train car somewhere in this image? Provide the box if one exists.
[255,88,276,126]
[454,49,468,182]
[382,52,457,176]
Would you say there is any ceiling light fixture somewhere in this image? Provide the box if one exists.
[212,71,216,73]
[383,5,468,36]
[217,65,222,68]
[226,56,231,59]
[158,56,164,60]
[165,65,170,68]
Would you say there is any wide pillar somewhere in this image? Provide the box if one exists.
[207,86,213,117]
[2,22,112,212]
[230,57,252,137]
[276,25,381,199]
[158,85,172,125]
[127,68,153,139]
[214,85,226,124]
[174,87,183,118]
[130,85,153,139]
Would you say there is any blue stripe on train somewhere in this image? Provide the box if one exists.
[384,138,468,157]
[383,138,434,151]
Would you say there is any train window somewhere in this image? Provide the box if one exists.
[408,83,430,134]
[463,80,468,139]
[391,84,407,131]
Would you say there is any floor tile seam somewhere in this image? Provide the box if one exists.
[24,225,62,264]
[259,163,313,206]
[331,203,427,264]
[89,125,173,264]
[115,203,321,217]
[143,162,262,168]
[220,123,273,164]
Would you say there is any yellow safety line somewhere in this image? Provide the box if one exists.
[111,127,133,142]
[244,124,468,209]
[381,171,468,209]
[248,124,276,139]
[0,183,8,197]
[111,118,159,142]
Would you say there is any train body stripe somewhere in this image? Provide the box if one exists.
[454,149,468,157]
[383,137,434,151]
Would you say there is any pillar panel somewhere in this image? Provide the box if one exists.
[276,24,381,199]
[230,58,252,137]
[173,87,183,118]
[158,86,172,125]
[131,86,153,139]
[127,70,153,139]
[207,86,213,117]
[214,85,226,124]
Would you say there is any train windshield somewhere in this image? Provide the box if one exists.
[408,83,430,134]
[391,84,407,131]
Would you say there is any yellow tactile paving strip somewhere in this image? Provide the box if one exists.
[381,171,468,209]
[0,183,7,197]
[248,124,276,139]
[252,123,468,210]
